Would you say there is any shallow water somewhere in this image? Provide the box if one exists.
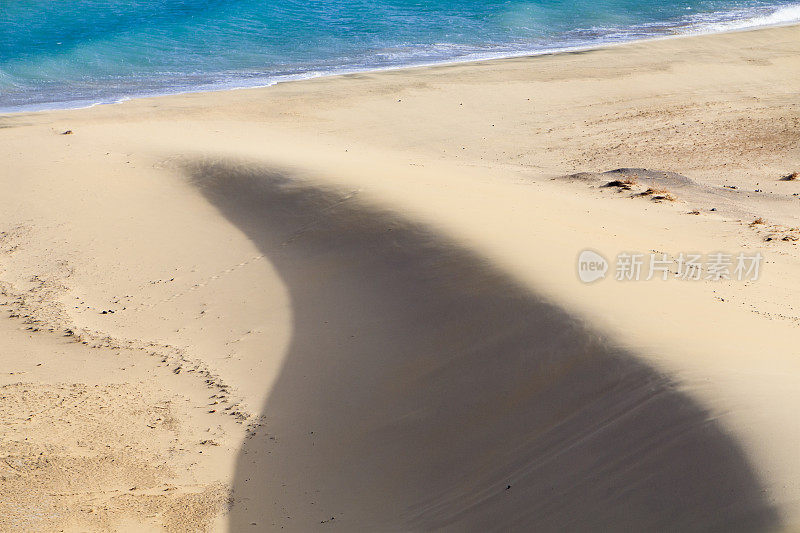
[1,0,799,112]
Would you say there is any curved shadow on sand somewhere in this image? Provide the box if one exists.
[186,160,780,532]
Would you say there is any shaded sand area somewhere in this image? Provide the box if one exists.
[1,24,799,531]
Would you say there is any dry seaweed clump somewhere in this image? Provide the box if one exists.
[763,226,800,243]
[751,217,766,226]
[604,176,638,190]
[641,187,676,201]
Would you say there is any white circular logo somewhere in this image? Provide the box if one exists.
[577,250,608,283]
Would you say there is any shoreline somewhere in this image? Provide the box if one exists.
[4,18,800,117]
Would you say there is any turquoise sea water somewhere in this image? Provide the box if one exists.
[1,0,799,112]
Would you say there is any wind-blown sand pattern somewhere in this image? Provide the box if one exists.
[1,24,799,531]
[191,161,777,531]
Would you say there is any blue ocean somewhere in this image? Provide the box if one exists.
[1,0,799,113]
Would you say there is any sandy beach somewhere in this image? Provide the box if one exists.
[1,23,799,531]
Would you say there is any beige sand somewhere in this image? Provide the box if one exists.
[1,23,799,531]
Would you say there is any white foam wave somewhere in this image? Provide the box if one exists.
[687,4,800,33]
